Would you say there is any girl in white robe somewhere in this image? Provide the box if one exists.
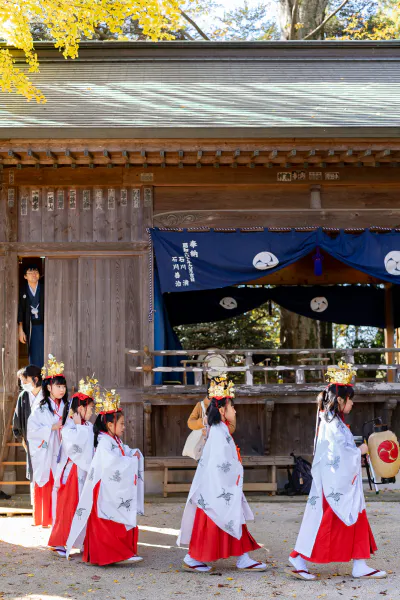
[288,382,387,580]
[48,391,95,556]
[178,376,266,573]
[66,407,144,566]
[27,371,67,528]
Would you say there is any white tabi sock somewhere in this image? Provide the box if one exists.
[236,553,266,570]
[288,555,316,580]
[183,553,211,572]
[352,559,387,578]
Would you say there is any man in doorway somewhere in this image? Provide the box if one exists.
[18,264,45,368]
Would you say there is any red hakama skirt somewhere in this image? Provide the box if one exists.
[189,508,261,562]
[48,463,79,548]
[83,481,139,566]
[33,470,54,527]
[291,495,377,563]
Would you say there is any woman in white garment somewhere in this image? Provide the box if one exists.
[27,355,67,528]
[66,389,144,566]
[288,364,387,581]
[48,377,96,557]
[13,365,44,505]
[178,375,266,573]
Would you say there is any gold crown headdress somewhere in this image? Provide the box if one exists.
[41,354,65,380]
[325,361,357,386]
[76,375,99,399]
[95,388,121,415]
[208,375,235,400]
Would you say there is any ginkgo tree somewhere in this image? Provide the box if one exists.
[0,0,183,102]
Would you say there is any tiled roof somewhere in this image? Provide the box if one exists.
[1,41,400,137]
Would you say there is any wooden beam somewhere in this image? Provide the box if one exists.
[385,282,395,382]
[376,149,391,159]
[27,149,39,161]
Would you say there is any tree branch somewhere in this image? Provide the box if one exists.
[303,0,352,40]
[289,0,301,40]
[179,9,210,40]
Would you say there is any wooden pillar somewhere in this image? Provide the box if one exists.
[264,400,275,455]
[143,401,153,456]
[383,398,398,429]
[141,186,154,352]
[384,283,395,382]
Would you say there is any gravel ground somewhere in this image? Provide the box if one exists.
[0,501,397,600]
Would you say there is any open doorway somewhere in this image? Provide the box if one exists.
[18,257,45,369]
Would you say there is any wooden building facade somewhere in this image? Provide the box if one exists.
[1,40,400,492]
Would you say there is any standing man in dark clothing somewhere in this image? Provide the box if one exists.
[13,365,43,507]
[18,264,45,368]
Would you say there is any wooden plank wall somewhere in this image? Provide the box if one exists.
[17,186,144,243]
[151,403,266,457]
[44,256,142,390]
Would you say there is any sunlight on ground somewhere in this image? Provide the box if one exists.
[0,516,181,551]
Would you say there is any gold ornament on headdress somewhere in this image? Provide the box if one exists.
[41,354,65,380]
[95,388,121,414]
[208,375,235,400]
[325,361,357,386]
[78,375,99,398]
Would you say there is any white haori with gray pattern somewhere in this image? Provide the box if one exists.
[27,399,65,487]
[66,432,144,557]
[294,412,365,558]
[178,422,254,545]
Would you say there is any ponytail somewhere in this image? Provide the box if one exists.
[207,398,233,427]
[317,384,354,422]
[62,394,93,425]
[93,411,123,447]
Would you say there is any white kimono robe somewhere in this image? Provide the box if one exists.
[294,412,365,558]
[52,418,94,522]
[27,399,65,487]
[66,432,144,557]
[178,422,254,545]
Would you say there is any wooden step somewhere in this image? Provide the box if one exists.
[0,481,30,485]
[1,462,26,466]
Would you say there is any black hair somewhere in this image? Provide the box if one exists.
[93,411,124,447]
[41,375,68,414]
[207,397,234,427]
[22,364,42,387]
[317,384,355,422]
[23,263,40,276]
[61,394,94,426]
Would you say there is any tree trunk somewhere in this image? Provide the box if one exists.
[278,0,330,39]
[280,308,320,348]
[280,308,333,382]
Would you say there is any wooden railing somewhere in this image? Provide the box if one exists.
[126,347,400,387]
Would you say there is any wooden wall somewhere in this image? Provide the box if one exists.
[17,186,145,243]
[45,256,143,390]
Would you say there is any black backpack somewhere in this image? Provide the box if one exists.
[284,452,313,496]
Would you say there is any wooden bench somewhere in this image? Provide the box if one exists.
[145,455,295,498]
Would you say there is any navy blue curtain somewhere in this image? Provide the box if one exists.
[154,269,186,384]
[151,228,400,293]
[164,284,400,328]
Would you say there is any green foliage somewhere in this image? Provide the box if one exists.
[175,301,281,350]
[212,1,279,40]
